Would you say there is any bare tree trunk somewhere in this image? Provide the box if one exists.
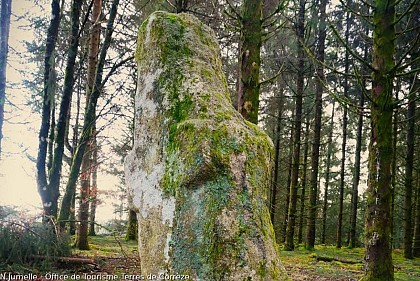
[70,78,82,235]
[348,88,364,248]
[391,90,398,248]
[403,89,416,259]
[297,120,310,244]
[270,91,285,224]
[284,0,305,251]
[321,101,335,245]
[305,0,326,250]
[89,132,98,236]
[0,0,12,158]
[36,0,61,220]
[282,127,294,243]
[76,0,103,250]
[414,168,420,257]
[336,10,350,249]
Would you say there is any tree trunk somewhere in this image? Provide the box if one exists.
[362,0,395,279]
[125,209,138,241]
[270,91,285,224]
[76,0,102,250]
[237,0,262,124]
[305,0,326,250]
[297,120,310,244]
[282,127,294,243]
[47,107,56,173]
[390,91,398,249]
[284,0,305,251]
[61,0,119,244]
[414,168,420,257]
[69,79,82,235]
[69,191,76,235]
[51,0,83,229]
[336,109,348,248]
[348,87,364,248]
[403,90,416,259]
[89,133,98,236]
[36,0,61,220]
[321,101,335,245]
[336,10,350,249]
[0,0,12,159]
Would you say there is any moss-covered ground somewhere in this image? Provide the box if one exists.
[71,235,140,275]
[279,245,420,281]
[2,236,420,280]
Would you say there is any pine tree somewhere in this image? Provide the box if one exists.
[362,0,396,279]
[285,0,305,251]
[305,0,327,250]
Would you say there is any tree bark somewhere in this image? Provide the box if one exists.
[89,133,98,236]
[270,91,285,224]
[348,87,364,248]
[305,0,326,250]
[414,168,420,257]
[76,0,103,251]
[297,120,310,244]
[321,101,335,245]
[36,0,61,220]
[336,10,350,249]
[69,79,82,235]
[284,0,305,251]
[281,125,294,243]
[0,0,12,159]
[362,0,396,279]
[403,88,416,259]
[237,0,262,124]
[390,91,398,249]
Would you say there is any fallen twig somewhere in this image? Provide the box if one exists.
[30,255,97,266]
[315,255,362,264]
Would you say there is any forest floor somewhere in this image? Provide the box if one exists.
[1,235,420,280]
[279,245,420,281]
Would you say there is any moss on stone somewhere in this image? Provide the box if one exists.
[129,11,289,281]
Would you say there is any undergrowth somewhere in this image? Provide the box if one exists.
[0,218,71,271]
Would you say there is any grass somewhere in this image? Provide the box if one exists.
[279,245,420,281]
[71,235,140,277]
[2,234,420,280]
[73,235,138,257]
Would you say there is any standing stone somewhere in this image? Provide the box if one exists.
[125,11,289,281]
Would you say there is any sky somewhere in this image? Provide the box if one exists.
[0,0,42,213]
[0,0,121,223]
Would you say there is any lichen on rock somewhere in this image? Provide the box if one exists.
[125,11,289,281]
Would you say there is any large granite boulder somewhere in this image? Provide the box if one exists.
[124,11,289,281]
